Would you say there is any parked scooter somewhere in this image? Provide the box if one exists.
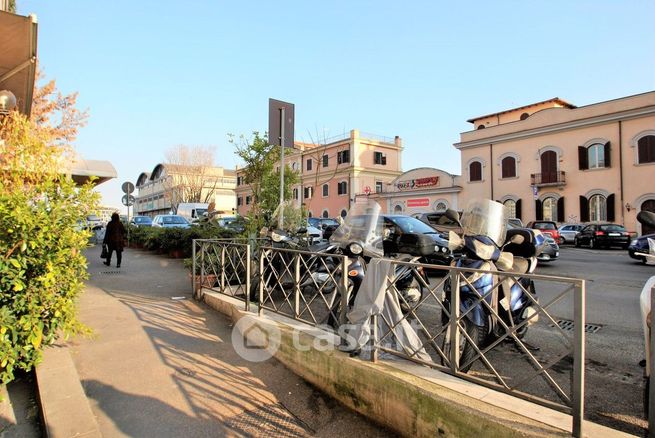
[326,199,433,329]
[636,210,655,414]
[441,200,546,372]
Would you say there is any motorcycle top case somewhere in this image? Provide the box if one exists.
[396,233,437,256]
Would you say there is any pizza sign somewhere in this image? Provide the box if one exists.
[396,176,439,190]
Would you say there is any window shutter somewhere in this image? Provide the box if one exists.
[535,199,543,220]
[578,146,588,170]
[579,196,589,222]
[607,193,615,222]
[604,142,611,168]
[516,199,522,220]
[557,197,565,223]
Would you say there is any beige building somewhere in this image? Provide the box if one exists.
[236,129,403,218]
[135,163,236,217]
[455,92,655,235]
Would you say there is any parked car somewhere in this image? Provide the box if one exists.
[85,214,104,231]
[130,215,153,227]
[558,224,584,244]
[413,211,463,235]
[526,220,562,244]
[177,202,209,223]
[384,214,452,267]
[574,223,630,249]
[308,217,341,241]
[628,233,655,263]
[152,214,191,228]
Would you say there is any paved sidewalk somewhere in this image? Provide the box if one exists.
[69,247,392,437]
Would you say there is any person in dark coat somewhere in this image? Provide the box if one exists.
[103,212,126,268]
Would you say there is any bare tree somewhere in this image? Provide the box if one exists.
[163,145,220,213]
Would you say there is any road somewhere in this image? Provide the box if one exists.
[534,246,653,434]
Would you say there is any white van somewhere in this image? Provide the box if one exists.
[176,203,209,223]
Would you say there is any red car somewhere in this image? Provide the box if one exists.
[526,221,562,244]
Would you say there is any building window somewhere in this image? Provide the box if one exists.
[337,150,350,164]
[322,184,329,197]
[306,159,313,171]
[588,143,605,169]
[322,210,329,218]
[504,199,516,218]
[340,209,347,218]
[589,195,607,222]
[501,157,516,178]
[543,197,557,221]
[393,205,403,213]
[375,181,383,193]
[237,197,243,206]
[245,196,251,205]
[292,162,298,171]
[435,202,447,212]
[520,112,529,121]
[293,188,299,200]
[477,124,485,130]
[638,135,655,164]
[304,186,313,199]
[337,181,348,195]
[322,154,329,167]
[374,152,387,165]
[237,176,242,186]
[469,161,482,182]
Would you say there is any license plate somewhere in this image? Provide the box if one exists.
[609,233,620,236]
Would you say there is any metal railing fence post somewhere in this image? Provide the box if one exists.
[258,249,264,317]
[339,256,350,327]
[220,246,226,292]
[572,279,586,437]
[200,243,205,298]
[449,268,461,373]
[294,253,301,318]
[649,286,655,436]
[370,313,378,363]
[192,240,197,299]
[245,244,251,312]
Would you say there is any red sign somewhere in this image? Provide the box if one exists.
[396,176,439,190]
[363,186,371,195]
[407,198,430,207]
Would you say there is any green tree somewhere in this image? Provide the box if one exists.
[0,111,97,383]
[230,131,299,232]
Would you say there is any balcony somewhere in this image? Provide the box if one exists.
[530,171,566,187]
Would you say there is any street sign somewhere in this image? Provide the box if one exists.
[122,181,135,194]
[268,98,294,148]
[363,186,371,195]
[121,194,135,207]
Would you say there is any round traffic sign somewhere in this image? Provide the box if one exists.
[122,194,135,206]
[122,181,135,194]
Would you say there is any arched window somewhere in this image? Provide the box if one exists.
[520,112,530,121]
[435,202,447,212]
[543,197,557,221]
[504,199,516,218]
[477,124,485,130]
[340,209,348,218]
[638,135,655,164]
[501,156,516,178]
[322,210,329,218]
[322,184,329,197]
[589,195,607,222]
[469,161,482,182]
[394,205,403,213]
[587,143,605,169]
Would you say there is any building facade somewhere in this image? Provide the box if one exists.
[370,167,462,215]
[236,129,404,218]
[455,92,655,235]
[134,163,236,217]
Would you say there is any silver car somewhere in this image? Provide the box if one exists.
[558,224,584,244]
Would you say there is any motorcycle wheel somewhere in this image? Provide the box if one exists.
[441,318,487,373]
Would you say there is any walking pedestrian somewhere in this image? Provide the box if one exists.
[103,212,126,268]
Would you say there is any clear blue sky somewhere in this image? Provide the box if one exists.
[18,0,655,211]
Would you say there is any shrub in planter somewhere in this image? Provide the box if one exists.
[143,227,166,251]
[0,113,97,384]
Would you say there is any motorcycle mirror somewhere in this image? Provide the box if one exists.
[444,208,460,225]
[496,251,514,271]
[509,234,525,245]
[637,211,655,228]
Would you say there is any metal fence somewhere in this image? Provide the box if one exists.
[192,239,587,437]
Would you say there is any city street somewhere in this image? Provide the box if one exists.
[532,245,652,434]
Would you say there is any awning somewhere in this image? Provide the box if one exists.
[68,158,118,186]
[0,10,38,116]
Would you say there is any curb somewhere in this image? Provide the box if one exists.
[35,344,101,438]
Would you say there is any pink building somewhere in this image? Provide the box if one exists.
[455,92,655,235]
[236,130,403,218]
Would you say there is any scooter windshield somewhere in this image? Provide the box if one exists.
[329,199,384,257]
[460,199,508,246]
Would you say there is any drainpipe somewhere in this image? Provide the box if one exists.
[619,121,625,225]
[489,143,494,200]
